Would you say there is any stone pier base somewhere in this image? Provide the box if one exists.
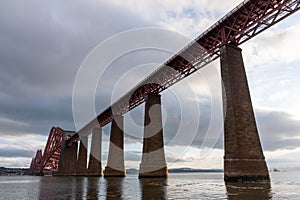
[139,166,168,178]
[104,115,126,177]
[224,159,269,181]
[68,141,78,175]
[87,128,102,176]
[220,43,269,182]
[75,136,88,176]
[104,166,126,177]
[139,94,167,178]
[55,132,78,176]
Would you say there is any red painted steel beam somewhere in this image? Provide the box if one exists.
[29,149,43,175]
[67,0,299,144]
[38,127,64,173]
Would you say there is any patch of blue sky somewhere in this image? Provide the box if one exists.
[248,59,300,114]
[182,7,198,19]
[165,10,177,19]
[270,11,300,29]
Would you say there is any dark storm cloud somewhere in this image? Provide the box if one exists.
[257,109,300,137]
[122,96,300,152]
[123,150,190,163]
[256,109,300,151]
[0,96,74,135]
[0,148,35,158]
[125,151,141,162]
[1,0,300,168]
[162,107,300,151]
[101,151,141,162]
[0,0,151,136]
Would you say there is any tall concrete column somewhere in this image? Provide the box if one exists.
[104,115,126,177]
[56,134,68,175]
[68,141,78,175]
[75,136,88,176]
[139,94,167,178]
[87,128,102,176]
[220,43,269,181]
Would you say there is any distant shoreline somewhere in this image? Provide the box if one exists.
[168,168,223,173]
[126,168,223,174]
[0,167,28,176]
[2,166,300,176]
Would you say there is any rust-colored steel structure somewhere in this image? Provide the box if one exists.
[29,127,64,175]
[40,127,64,173]
[68,0,299,144]
[29,149,43,175]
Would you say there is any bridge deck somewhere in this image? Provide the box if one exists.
[68,0,299,144]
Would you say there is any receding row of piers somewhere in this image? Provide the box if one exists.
[55,43,269,181]
[55,94,167,178]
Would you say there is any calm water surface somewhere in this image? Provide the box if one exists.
[0,172,299,199]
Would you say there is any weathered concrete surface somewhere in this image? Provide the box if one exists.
[87,128,102,176]
[104,115,126,177]
[54,136,66,176]
[54,131,77,176]
[55,133,69,175]
[75,136,88,176]
[68,141,78,175]
[220,43,269,181]
[55,143,76,176]
[139,94,167,178]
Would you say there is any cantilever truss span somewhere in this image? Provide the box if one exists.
[68,0,299,144]
[29,127,64,175]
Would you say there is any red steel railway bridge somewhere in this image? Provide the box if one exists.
[29,0,299,181]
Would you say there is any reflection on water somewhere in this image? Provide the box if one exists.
[87,177,101,199]
[2,172,299,199]
[37,176,271,200]
[139,178,167,200]
[38,176,103,199]
[105,177,124,199]
[226,181,272,200]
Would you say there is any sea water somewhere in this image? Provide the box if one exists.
[0,172,299,199]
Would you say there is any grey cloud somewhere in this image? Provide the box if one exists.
[0,0,152,137]
[256,109,300,137]
[125,151,141,162]
[100,151,141,162]
[0,97,75,136]
[166,154,194,163]
[124,151,190,163]
[0,148,35,158]
[121,100,300,152]
[1,0,299,166]
[256,109,300,151]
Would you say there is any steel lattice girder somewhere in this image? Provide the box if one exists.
[34,127,64,173]
[67,0,299,144]
[29,149,43,174]
[29,127,63,174]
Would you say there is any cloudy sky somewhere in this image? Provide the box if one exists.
[0,0,299,169]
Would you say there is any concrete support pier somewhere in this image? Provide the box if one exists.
[104,115,126,177]
[75,136,88,176]
[220,43,269,181]
[54,133,71,176]
[55,132,77,176]
[56,134,69,175]
[68,141,78,175]
[87,128,103,176]
[139,94,167,178]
